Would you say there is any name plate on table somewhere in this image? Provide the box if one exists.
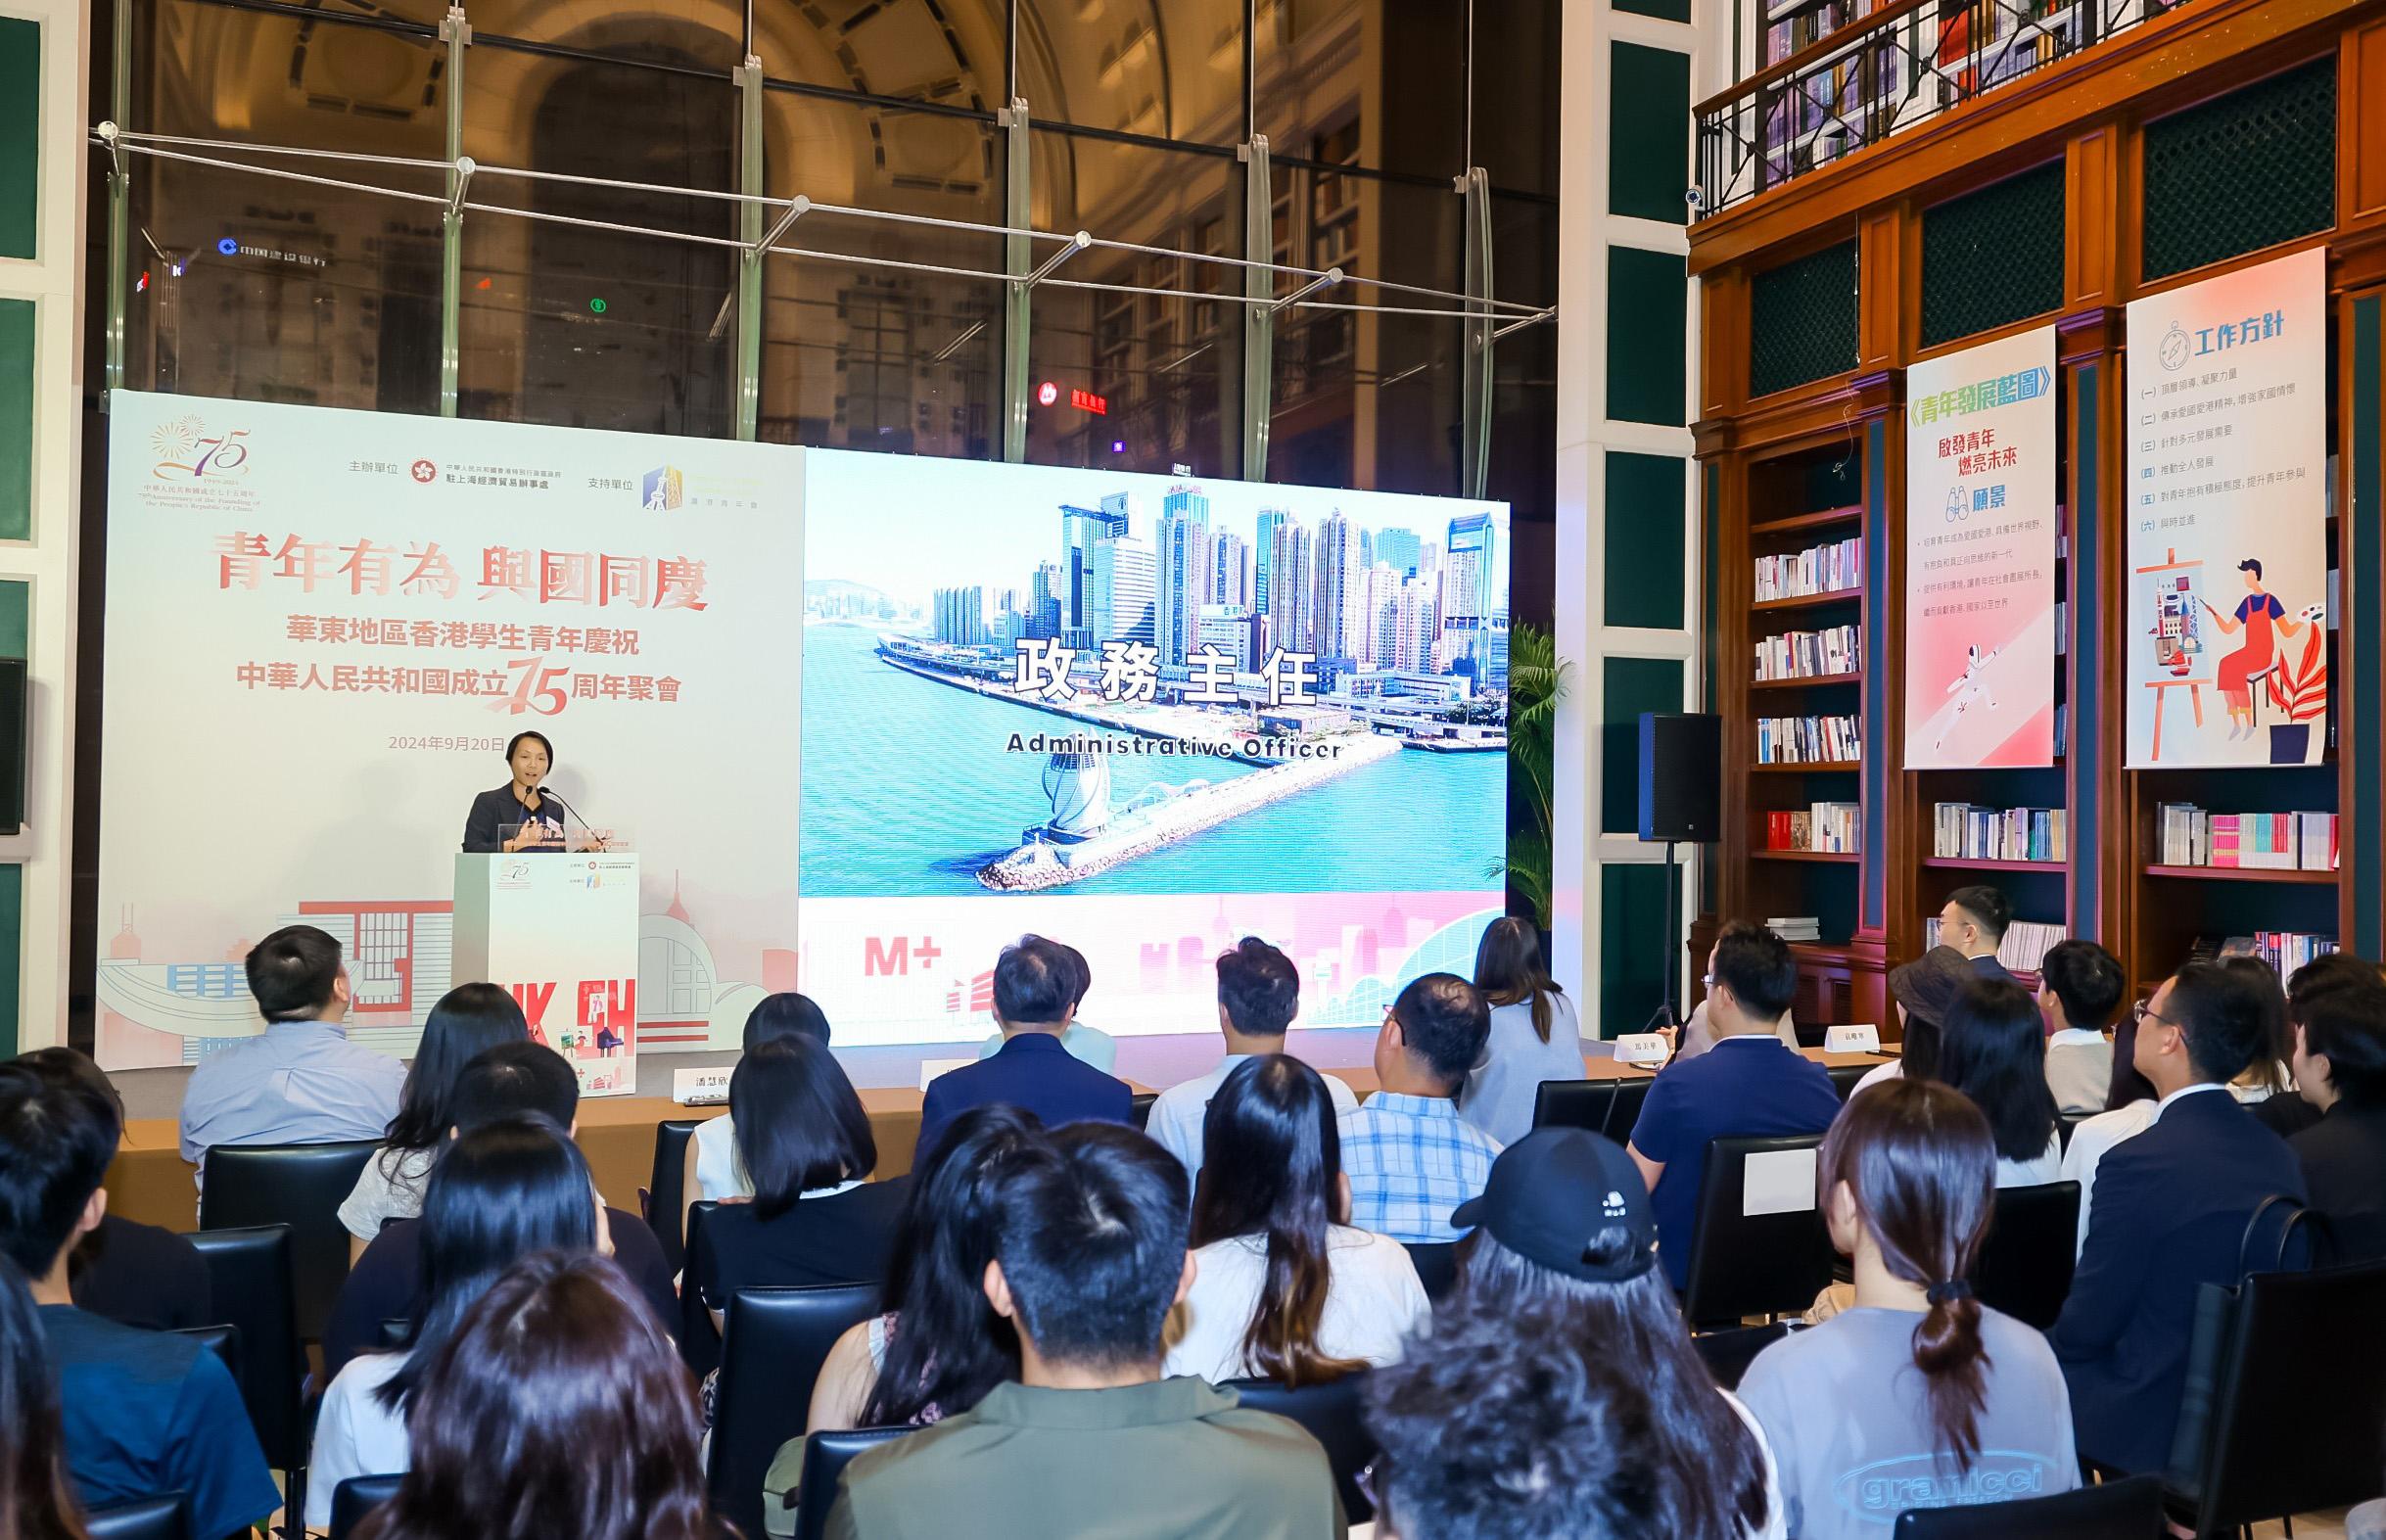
[672,1067,731,1106]
[1825,1023,1883,1054]
[1614,1033,1670,1066]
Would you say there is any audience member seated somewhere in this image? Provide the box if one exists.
[1456,917,1587,1145]
[2221,955,2324,1140]
[1675,985,1800,1061]
[916,937,1132,1161]
[2037,939,2125,1115]
[689,991,831,1203]
[1852,945,1969,1097]
[2050,961,2308,1473]
[1146,936,1357,1180]
[1937,885,2016,983]
[178,923,408,1186]
[353,1251,712,1540]
[826,1123,1342,1540]
[772,1107,1053,1537]
[307,1112,606,1529]
[0,1255,89,1540]
[691,1034,909,1331]
[0,1060,278,1537]
[1629,923,1840,1289]
[17,1050,211,1331]
[2288,974,2386,1263]
[1938,978,2063,1186]
[978,937,1119,1073]
[323,1041,676,1378]
[1340,973,1499,1244]
[1741,1080,2078,1538]
[2058,961,2171,1255]
[1396,1127,1783,1539]
[1164,1055,1426,1384]
[339,982,529,1256]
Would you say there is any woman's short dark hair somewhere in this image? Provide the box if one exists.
[1215,937,1300,1038]
[450,1042,580,1132]
[1474,916,1562,1044]
[742,993,830,1053]
[377,1112,598,1415]
[728,1036,876,1219]
[2217,955,2293,1094]
[2303,979,2386,1107]
[992,1123,1189,1370]
[862,1106,1056,1427]
[1938,978,2060,1165]
[382,985,531,1170]
[505,730,553,767]
[244,924,343,1021]
[2039,939,2125,1031]
[1438,1235,1769,1540]
[2287,951,2381,1021]
[1822,1079,1997,1472]
[356,1252,708,1540]
[1192,1056,1361,1386]
[0,1255,85,1540]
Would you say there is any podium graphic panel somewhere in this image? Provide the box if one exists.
[454,854,640,1097]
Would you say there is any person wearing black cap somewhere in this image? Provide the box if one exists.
[1365,1129,1783,1540]
[1738,1079,2077,1539]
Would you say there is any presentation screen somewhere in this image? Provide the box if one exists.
[798,449,1510,1045]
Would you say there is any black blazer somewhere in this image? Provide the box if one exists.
[2050,1089,2307,1473]
[461,784,564,853]
[914,1033,1133,1162]
[2294,1099,2386,1265]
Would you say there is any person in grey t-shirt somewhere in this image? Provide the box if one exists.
[1739,1079,2077,1538]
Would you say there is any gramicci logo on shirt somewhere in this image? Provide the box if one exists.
[1837,1451,2054,1521]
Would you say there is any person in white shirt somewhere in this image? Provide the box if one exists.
[2037,940,2125,1116]
[2059,1097,2158,1256]
[1457,916,1587,1145]
[1144,937,1355,1182]
[1163,1055,1425,1384]
[687,993,832,1207]
[1851,946,1972,1098]
[1939,978,2064,1187]
[306,1113,610,1529]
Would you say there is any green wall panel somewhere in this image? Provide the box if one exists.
[1610,44,1691,225]
[1613,0,1693,24]
[0,19,34,262]
[1604,451,1686,630]
[1599,863,1669,1039]
[1607,246,1687,426]
[0,580,27,657]
[0,300,30,542]
[1602,655,1683,834]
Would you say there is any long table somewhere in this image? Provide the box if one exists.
[103,1048,1893,1232]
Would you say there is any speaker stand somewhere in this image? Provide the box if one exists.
[1640,839,1682,1033]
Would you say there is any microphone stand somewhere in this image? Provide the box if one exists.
[535,786,608,852]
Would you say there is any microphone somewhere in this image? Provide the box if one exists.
[537,787,607,851]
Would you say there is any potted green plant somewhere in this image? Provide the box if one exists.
[1491,621,1569,933]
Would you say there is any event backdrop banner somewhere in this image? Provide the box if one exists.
[797,448,1509,1047]
[97,392,803,1085]
[2125,247,2330,768]
[1902,325,2060,769]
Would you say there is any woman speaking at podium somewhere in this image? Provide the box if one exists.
[461,731,570,853]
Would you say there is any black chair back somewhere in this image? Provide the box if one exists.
[167,1323,242,1389]
[1826,1062,1875,1100]
[1224,1373,1378,1523]
[1890,1473,2165,1536]
[329,1473,406,1540]
[1401,1240,1460,1303]
[680,1198,723,1375]
[792,1426,913,1540]
[709,1283,884,1540]
[645,1118,703,1276]
[82,1494,192,1540]
[2172,1260,2386,1535]
[199,1140,380,1342]
[184,1224,302,1471]
[2057,1110,2095,1151]
[1681,1134,1835,1327]
[1689,1321,1791,1391]
[1530,1078,1650,1142]
[1970,1181,2080,1330]
[1129,1091,1158,1131]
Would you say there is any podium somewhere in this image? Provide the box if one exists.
[453,852,640,1097]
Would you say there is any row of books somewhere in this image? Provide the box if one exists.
[1769,916,1821,941]
[2236,932,2339,976]
[1923,915,2069,976]
[2154,805,2339,870]
[1765,802,1861,853]
[1754,625,1860,681]
[1754,537,1863,601]
[1932,803,2068,863]
[1756,714,1860,765]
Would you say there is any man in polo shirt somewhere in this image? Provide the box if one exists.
[1338,972,1500,1243]
[1628,921,1842,1290]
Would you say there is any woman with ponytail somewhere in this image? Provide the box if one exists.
[1165,1055,1427,1384]
[1740,1079,2078,1537]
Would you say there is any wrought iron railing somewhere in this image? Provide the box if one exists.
[1698,0,2185,214]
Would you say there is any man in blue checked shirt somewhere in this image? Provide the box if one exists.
[1339,972,1500,1242]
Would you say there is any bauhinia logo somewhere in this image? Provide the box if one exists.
[150,415,255,482]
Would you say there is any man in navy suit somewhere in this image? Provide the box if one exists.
[1938,884,2017,983]
[916,937,1133,1161]
[2051,960,2308,1473]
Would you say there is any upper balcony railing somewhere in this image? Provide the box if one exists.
[1697,0,2185,214]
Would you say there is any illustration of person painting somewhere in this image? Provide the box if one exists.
[2202,558,2310,741]
[1936,643,2000,751]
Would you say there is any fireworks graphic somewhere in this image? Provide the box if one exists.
[149,416,206,461]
